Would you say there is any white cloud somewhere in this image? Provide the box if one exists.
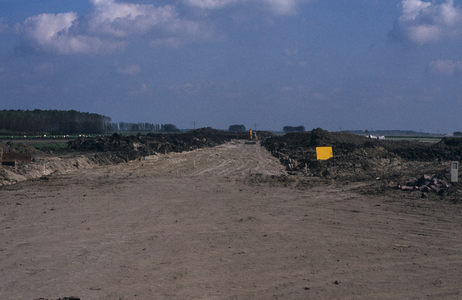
[398,0,432,22]
[428,59,462,75]
[20,12,124,54]
[265,0,299,15]
[86,0,184,37]
[16,0,309,55]
[117,64,141,75]
[17,0,209,55]
[184,0,306,15]
[185,0,240,10]
[390,0,462,45]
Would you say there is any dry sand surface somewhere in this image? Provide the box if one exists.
[1,140,462,299]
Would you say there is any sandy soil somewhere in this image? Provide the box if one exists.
[1,140,461,299]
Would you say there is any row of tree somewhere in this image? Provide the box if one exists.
[0,110,181,135]
[283,126,305,133]
[113,122,180,132]
[0,109,112,135]
[229,124,306,133]
[228,124,247,132]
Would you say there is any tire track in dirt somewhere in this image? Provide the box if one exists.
[190,141,285,177]
[102,140,284,179]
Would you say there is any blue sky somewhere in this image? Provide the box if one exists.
[1,0,462,133]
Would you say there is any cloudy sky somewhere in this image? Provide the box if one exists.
[1,0,462,132]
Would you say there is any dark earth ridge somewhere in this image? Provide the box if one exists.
[259,128,462,202]
[260,128,462,179]
[2,127,461,201]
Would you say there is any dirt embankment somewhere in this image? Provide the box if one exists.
[66,128,249,159]
[260,128,462,201]
[261,128,462,180]
[0,128,274,186]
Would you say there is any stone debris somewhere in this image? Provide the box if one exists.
[397,175,451,195]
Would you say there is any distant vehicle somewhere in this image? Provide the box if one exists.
[367,135,385,140]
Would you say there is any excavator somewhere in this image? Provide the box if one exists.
[245,129,257,144]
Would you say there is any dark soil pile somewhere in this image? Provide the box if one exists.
[67,128,262,161]
[0,141,38,154]
[260,128,462,182]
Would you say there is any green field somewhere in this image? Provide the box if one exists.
[384,136,443,142]
[32,142,68,150]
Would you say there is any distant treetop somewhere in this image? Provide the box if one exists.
[283,126,305,133]
[0,109,111,135]
[228,124,246,132]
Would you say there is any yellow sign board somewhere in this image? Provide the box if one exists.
[316,147,333,160]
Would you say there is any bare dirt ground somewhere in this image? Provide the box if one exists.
[1,140,462,299]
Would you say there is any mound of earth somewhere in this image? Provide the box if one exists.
[0,128,276,186]
[260,128,462,202]
[260,128,462,181]
[0,141,39,154]
[67,127,272,161]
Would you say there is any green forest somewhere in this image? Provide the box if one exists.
[0,109,111,135]
[0,109,179,135]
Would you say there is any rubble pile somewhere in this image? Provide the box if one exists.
[397,175,451,194]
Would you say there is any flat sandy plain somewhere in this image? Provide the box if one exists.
[1,140,461,299]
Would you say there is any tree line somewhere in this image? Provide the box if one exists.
[228,124,246,132]
[114,122,180,133]
[0,109,181,135]
[0,109,111,135]
[283,126,305,133]
[228,124,307,134]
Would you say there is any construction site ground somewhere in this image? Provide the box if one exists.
[1,138,462,299]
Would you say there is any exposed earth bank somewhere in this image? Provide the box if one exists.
[2,127,460,201]
[0,128,272,187]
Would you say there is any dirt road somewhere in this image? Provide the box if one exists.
[1,141,461,299]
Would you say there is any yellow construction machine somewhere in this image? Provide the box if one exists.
[245,129,257,144]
